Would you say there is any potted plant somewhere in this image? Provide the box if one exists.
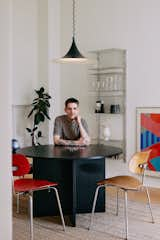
[26,87,51,145]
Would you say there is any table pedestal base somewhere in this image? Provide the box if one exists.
[33,157,105,226]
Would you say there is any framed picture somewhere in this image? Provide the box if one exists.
[136,107,160,151]
[136,107,160,176]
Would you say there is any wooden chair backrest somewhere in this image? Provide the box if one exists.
[129,150,151,174]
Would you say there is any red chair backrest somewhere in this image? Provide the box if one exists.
[12,154,31,176]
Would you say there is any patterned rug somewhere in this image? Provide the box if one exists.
[13,193,160,240]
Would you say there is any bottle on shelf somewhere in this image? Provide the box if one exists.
[101,100,104,113]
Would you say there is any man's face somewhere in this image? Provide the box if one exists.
[65,102,79,120]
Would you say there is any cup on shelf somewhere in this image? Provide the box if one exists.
[110,104,120,114]
[90,79,100,92]
[113,75,118,90]
[96,81,100,91]
[100,79,105,90]
[105,77,109,90]
[91,79,96,91]
[117,75,122,90]
[108,76,114,90]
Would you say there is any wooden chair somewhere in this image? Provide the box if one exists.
[12,154,65,240]
[89,151,154,240]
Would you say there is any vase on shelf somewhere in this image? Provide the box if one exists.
[102,124,111,141]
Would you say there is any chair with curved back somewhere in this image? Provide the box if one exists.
[89,150,154,240]
[12,154,65,240]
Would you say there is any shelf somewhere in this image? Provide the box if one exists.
[88,91,125,97]
[88,48,126,161]
[89,67,124,71]
[89,71,124,75]
[94,113,123,115]
[88,48,125,54]
[100,139,124,148]
[91,138,124,148]
[12,104,31,106]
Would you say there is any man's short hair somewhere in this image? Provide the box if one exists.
[65,97,79,107]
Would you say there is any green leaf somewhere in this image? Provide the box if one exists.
[28,109,34,118]
[44,93,51,99]
[26,128,32,132]
[34,112,45,125]
[44,100,50,107]
[27,87,51,141]
[37,131,42,137]
[33,98,39,102]
[43,110,50,120]
[33,126,38,131]
[40,87,44,93]
[28,105,37,118]
[35,87,44,98]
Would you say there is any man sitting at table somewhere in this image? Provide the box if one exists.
[53,97,90,146]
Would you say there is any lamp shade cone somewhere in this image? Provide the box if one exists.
[60,37,87,63]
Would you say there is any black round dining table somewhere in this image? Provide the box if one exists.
[17,144,122,226]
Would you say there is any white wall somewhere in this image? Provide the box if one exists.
[12,0,38,105]
[38,0,48,89]
[12,0,39,146]
[10,0,160,151]
[48,0,61,143]
[0,1,60,237]
[60,0,160,160]
[0,0,12,239]
[12,0,61,146]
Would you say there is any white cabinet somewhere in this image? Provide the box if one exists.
[88,49,126,158]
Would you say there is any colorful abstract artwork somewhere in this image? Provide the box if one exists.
[140,113,160,149]
[136,108,160,172]
[144,143,160,171]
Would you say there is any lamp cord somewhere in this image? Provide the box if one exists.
[72,0,75,39]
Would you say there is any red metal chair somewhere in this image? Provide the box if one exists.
[12,154,65,240]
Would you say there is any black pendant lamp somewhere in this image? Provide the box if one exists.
[59,0,87,63]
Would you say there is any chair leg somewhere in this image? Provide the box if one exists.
[89,185,102,230]
[144,187,154,223]
[29,193,33,240]
[16,193,20,213]
[124,190,129,240]
[51,187,66,231]
[116,188,119,216]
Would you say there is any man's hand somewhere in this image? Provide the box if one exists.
[75,117,91,145]
[76,137,89,146]
[54,135,89,146]
[75,115,81,125]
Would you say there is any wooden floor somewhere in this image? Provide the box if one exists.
[107,186,160,204]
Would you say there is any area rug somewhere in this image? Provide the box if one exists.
[13,193,160,240]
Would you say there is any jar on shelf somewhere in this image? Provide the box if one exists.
[95,100,105,113]
[95,101,101,113]
[110,104,120,114]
